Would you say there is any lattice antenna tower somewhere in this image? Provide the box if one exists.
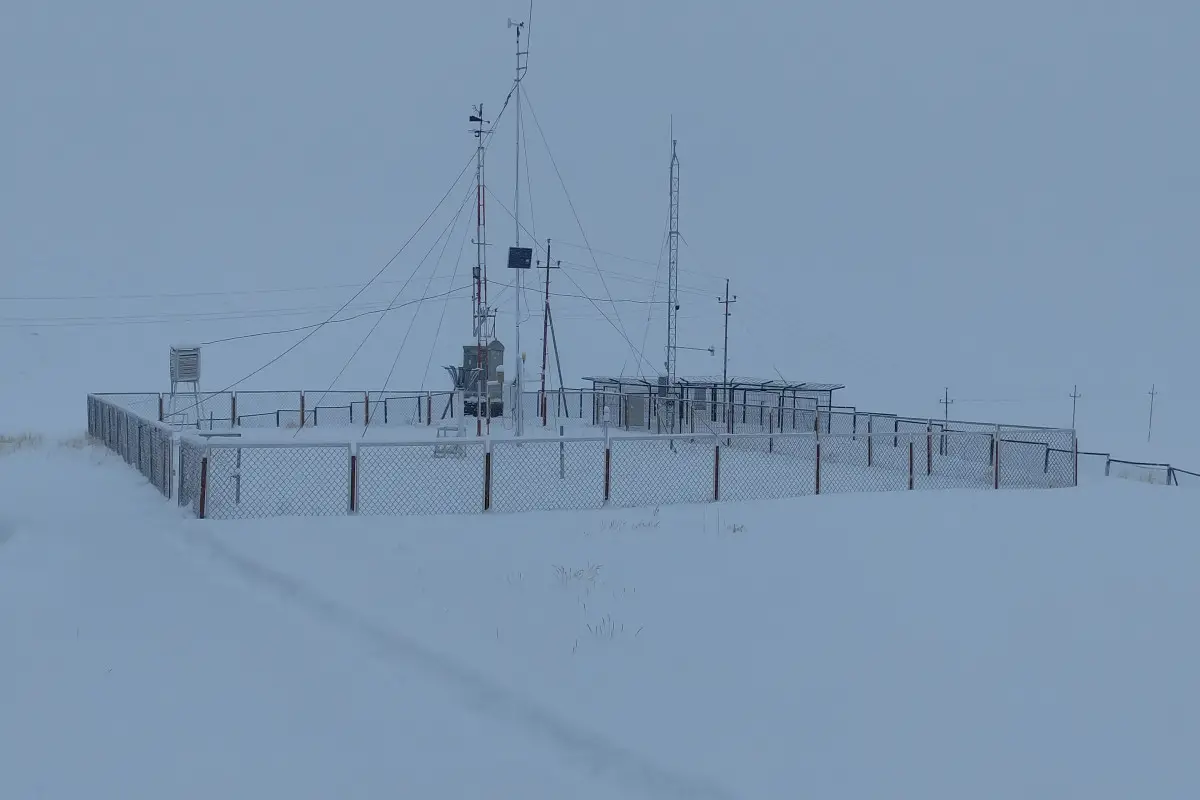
[665,129,681,390]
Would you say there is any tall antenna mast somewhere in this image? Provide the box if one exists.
[507,17,530,436]
[666,127,681,388]
[469,103,494,434]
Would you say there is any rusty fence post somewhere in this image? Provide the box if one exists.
[483,444,492,511]
[816,441,822,495]
[198,455,209,519]
[908,441,914,490]
[713,444,721,501]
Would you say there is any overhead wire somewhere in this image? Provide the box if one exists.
[168,145,482,421]
[421,194,475,388]
[520,87,656,375]
[170,71,535,422]
[378,180,475,398]
[628,222,671,378]
[197,287,471,346]
[303,181,477,434]
[482,186,663,374]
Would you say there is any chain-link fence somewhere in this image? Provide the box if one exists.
[489,437,608,513]
[88,395,174,498]
[94,386,1177,522]
[178,436,206,515]
[356,441,487,516]
[608,435,717,508]
[199,442,352,520]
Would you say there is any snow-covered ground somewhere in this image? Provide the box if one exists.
[4,436,1198,798]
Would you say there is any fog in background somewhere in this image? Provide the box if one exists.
[4,1,1197,460]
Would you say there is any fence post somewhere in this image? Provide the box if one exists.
[908,441,914,490]
[363,392,370,426]
[198,455,209,519]
[867,416,874,467]
[1073,432,1079,487]
[483,442,492,511]
[349,446,358,513]
[714,444,721,501]
[926,423,933,476]
[769,409,775,453]
[815,441,822,495]
[300,392,306,428]
[993,425,1001,489]
[427,393,433,426]
[158,395,165,423]
[603,445,612,503]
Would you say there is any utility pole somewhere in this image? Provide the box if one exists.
[1070,384,1082,429]
[717,279,737,387]
[1148,384,1157,443]
[539,238,560,426]
[939,387,954,426]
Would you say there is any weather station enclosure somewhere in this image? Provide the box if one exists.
[585,376,845,432]
[460,339,505,417]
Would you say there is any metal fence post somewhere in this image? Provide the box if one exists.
[908,441,914,490]
[926,423,933,476]
[1073,431,1079,487]
[993,425,1001,489]
[815,441,822,495]
[713,444,721,501]
[483,442,492,511]
[349,446,358,513]
[198,455,209,519]
[867,417,874,467]
[603,445,612,503]
[299,392,306,428]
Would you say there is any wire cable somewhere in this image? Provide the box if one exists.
[168,148,480,421]
[198,287,470,346]
[630,222,671,377]
[379,181,474,397]
[302,182,477,435]
[421,200,475,388]
[521,88,654,373]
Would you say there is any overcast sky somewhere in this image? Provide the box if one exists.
[3,1,1198,456]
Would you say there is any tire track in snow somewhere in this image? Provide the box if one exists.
[182,527,736,800]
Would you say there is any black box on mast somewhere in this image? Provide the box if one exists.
[507,247,533,269]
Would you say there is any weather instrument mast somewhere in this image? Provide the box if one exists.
[506,17,533,437]
[470,104,496,434]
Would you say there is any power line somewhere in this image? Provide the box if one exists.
[198,287,470,346]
